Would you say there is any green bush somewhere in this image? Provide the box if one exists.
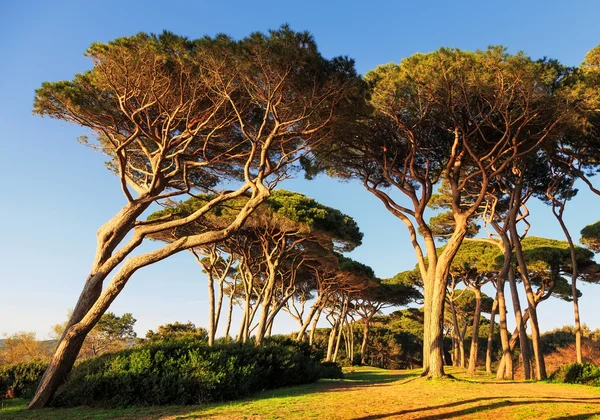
[549,363,600,386]
[0,360,48,399]
[52,337,333,407]
[319,362,344,379]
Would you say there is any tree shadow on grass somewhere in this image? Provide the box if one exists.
[355,396,600,420]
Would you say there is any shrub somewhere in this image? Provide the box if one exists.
[52,336,334,407]
[319,362,344,379]
[0,359,48,399]
[549,363,600,386]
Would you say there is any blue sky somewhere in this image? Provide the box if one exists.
[1,0,599,339]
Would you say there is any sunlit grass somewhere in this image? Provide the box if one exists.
[2,366,600,419]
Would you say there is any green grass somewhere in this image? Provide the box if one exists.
[3,367,600,419]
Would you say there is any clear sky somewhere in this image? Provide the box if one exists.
[1,0,600,339]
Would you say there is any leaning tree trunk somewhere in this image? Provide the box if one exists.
[28,199,150,409]
[309,307,324,346]
[296,295,323,341]
[486,299,498,374]
[326,323,337,362]
[467,288,483,375]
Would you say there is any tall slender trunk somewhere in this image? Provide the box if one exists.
[459,321,467,369]
[214,273,226,337]
[486,298,498,374]
[224,294,234,340]
[326,324,337,362]
[207,273,216,346]
[296,296,322,341]
[555,210,582,363]
[310,307,323,346]
[467,288,482,375]
[510,223,546,380]
[496,275,513,380]
[507,266,532,379]
[361,320,371,365]
[450,299,460,367]
[237,307,247,343]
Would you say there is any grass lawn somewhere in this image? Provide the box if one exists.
[2,366,600,419]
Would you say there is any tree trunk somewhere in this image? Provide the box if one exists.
[426,219,469,377]
[450,299,460,367]
[224,294,234,340]
[555,210,583,363]
[361,321,370,365]
[296,296,322,341]
[486,299,498,374]
[310,307,323,346]
[29,186,269,409]
[510,224,546,380]
[428,278,447,377]
[507,266,532,379]
[467,288,482,375]
[237,304,248,343]
[207,272,216,346]
[496,275,513,380]
[326,324,337,362]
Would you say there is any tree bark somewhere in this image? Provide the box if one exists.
[507,266,532,379]
[510,224,546,380]
[496,275,513,380]
[309,307,323,346]
[207,270,216,346]
[486,299,498,374]
[326,324,337,362]
[555,210,583,363]
[224,293,234,340]
[467,288,482,375]
[361,320,370,365]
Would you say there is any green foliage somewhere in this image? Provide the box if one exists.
[317,362,344,379]
[144,322,208,343]
[550,363,600,386]
[51,337,331,407]
[0,360,48,399]
[581,220,600,253]
[541,325,600,354]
